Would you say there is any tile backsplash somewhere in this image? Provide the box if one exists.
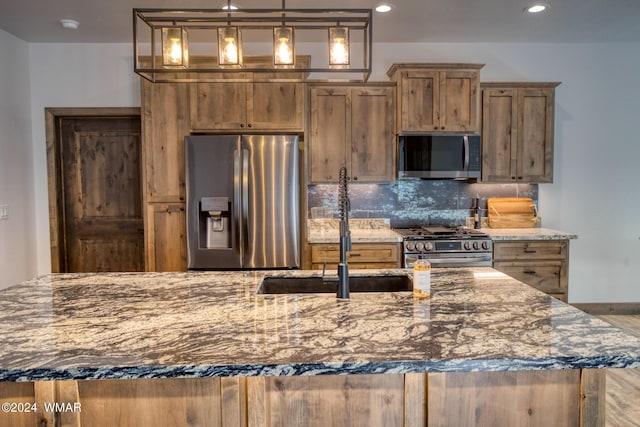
[308,181,538,228]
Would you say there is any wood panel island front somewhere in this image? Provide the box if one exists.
[1,269,639,427]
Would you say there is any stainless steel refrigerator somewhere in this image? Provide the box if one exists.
[185,135,300,269]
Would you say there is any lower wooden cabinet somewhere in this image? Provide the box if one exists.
[493,240,569,301]
[310,243,402,269]
[4,370,604,427]
[144,203,187,272]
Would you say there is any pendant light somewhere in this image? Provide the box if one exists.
[273,0,295,67]
[134,8,373,82]
[329,26,349,67]
[161,26,189,68]
[218,0,242,66]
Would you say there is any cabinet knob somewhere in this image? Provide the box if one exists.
[353,176,358,181]
[441,126,445,130]
[247,123,253,128]
[518,176,523,180]
[240,123,244,128]
[511,176,517,180]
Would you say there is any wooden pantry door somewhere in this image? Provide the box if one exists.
[46,109,143,273]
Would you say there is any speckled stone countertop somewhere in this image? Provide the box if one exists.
[307,220,575,243]
[1,268,638,382]
[482,227,578,241]
[308,218,403,243]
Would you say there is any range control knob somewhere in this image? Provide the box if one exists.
[405,242,416,251]
[463,241,471,250]
[423,242,434,251]
[481,241,489,250]
[415,242,424,251]
[472,241,480,250]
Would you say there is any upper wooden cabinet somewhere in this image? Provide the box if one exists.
[141,79,189,203]
[387,63,483,133]
[309,84,395,183]
[189,75,305,131]
[481,82,560,183]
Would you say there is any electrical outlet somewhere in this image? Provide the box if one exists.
[0,204,8,220]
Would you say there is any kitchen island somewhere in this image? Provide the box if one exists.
[1,269,639,427]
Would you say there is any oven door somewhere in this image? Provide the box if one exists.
[405,252,492,268]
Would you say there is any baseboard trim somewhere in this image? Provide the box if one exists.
[572,303,640,315]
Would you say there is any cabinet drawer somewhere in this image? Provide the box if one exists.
[311,262,400,270]
[493,261,566,296]
[311,243,400,264]
[493,241,567,261]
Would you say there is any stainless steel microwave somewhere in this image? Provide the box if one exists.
[397,134,481,179]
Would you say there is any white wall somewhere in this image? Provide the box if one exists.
[0,30,36,289]
[28,43,140,282]
[18,41,640,302]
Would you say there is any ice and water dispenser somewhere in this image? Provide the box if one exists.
[200,197,231,249]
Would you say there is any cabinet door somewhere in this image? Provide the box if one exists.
[249,82,304,130]
[439,70,480,132]
[142,80,189,202]
[310,243,401,269]
[189,81,247,130]
[399,70,439,132]
[482,88,518,182]
[350,87,395,182]
[493,261,566,301]
[309,87,349,183]
[518,88,555,183]
[145,203,186,272]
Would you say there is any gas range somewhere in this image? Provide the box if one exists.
[394,225,493,268]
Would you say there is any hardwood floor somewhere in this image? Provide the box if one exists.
[595,315,640,427]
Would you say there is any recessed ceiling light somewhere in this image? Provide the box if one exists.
[375,4,393,13]
[221,3,239,10]
[524,3,549,13]
[60,19,79,30]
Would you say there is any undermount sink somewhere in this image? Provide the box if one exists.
[258,275,413,294]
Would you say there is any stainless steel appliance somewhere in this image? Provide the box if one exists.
[397,134,481,179]
[186,135,300,269]
[395,225,492,268]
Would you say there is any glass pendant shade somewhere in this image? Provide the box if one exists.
[218,26,242,66]
[273,27,295,66]
[329,27,350,67]
[161,27,189,68]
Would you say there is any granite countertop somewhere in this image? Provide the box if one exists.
[307,218,403,244]
[482,227,578,241]
[307,219,575,243]
[1,268,639,382]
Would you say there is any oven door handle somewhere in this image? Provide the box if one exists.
[426,257,490,265]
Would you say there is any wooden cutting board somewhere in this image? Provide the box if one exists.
[487,197,536,228]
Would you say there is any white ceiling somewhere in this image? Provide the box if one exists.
[1,0,639,44]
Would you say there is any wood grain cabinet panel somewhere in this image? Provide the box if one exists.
[310,243,401,269]
[190,77,304,131]
[3,369,604,427]
[309,84,395,183]
[482,82,559,183]
[141,80,190,272]
[493,240,569,301]
[145,203,187,272]
[387,63,483,133]
[141,79,189,203]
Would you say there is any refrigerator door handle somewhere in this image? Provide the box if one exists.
[233,149,243,260]
[241,148,250,266]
